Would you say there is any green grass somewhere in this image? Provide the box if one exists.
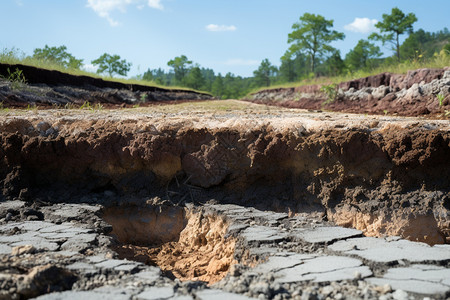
[0,47,211,95]
[250,50,450,94]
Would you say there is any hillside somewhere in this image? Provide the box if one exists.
[0,63,214,108]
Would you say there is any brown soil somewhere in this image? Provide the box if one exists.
[104,205,236,284]
[0,104,449,245]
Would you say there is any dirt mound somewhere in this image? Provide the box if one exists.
[0,107,448,244]
[0,63,214,108]
[247,68,450,117]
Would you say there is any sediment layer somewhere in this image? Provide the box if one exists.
[0,103,449,244]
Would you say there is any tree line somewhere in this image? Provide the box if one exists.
[19,7,450,99]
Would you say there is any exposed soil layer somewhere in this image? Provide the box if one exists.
[0,63,214,108]
[103,204,236,284]
[246,68,450,117]
[0,103,449,245]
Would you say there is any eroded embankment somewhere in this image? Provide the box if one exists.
[247,68,450,117]
[0,63,214,108]
[0,109,449,245]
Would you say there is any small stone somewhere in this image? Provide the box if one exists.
[11,245,36,256]
[321,286,333,296]
[392,289,409,300]
[5,213,12,221]
[373,284,392,294]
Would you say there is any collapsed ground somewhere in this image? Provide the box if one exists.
[0,103,449,300]
[0,65,449,299]
[1,104,449,245]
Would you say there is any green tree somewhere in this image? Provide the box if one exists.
[33,45,83,69]
[369,7,417,61]
[253,58,277,87]
[167,55,192,84]
[279,52,297,82]
[142,68,154,81]
[345,40,382,71]
[211,73,224,99]
[287,13,345,74]
[322,50,346,76]
[91,53,131,77]
[444,43,450,55]
[185,65,205,90]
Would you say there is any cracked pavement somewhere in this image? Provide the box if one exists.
[0,200,449,300]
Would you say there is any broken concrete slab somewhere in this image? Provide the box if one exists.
[135,286,174,300]
[367,277,450,295]
[196,289,257,300]
[241,226,288,243]
[329,237,450,263]
[253,253,317,273]
[1,202,449,300]
[291,226,363,244]
[366,265,450,295]
[34,290,131,300]
[274,256,370,283]
[134,268,162,282]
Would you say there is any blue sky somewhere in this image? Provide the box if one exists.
[2,0,449,77]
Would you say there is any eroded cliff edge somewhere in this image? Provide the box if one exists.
[0,107,449,244]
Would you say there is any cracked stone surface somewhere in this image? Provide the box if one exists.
[0,202,449,300]
[329,237,450,263]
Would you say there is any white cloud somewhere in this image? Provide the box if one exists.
[344,17,378,34]
[147,0,163,10]
[15,0,24,6]
[206,24,237,32]
[223,59,259,66]
[87,0,163,26]
[82,63,98,73]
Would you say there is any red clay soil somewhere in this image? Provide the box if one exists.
[247,68,450,117]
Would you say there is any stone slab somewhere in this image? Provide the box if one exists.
[196,289,257,300]
[135,268,161,282]
[292,226,362,243]
[367,278,450,295]
[34,290,130,300]
[253,253,317,273]
[136,286,174,300]
[274,256,367,283]
[11,238,59,251]
[366,265,450,295]
[241,226,287,243]
[95,259,129,269]
[0,200,25,211]
[329,237,450,263]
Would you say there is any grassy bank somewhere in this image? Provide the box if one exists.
[251,50,450,94]
[0,48,208,94]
